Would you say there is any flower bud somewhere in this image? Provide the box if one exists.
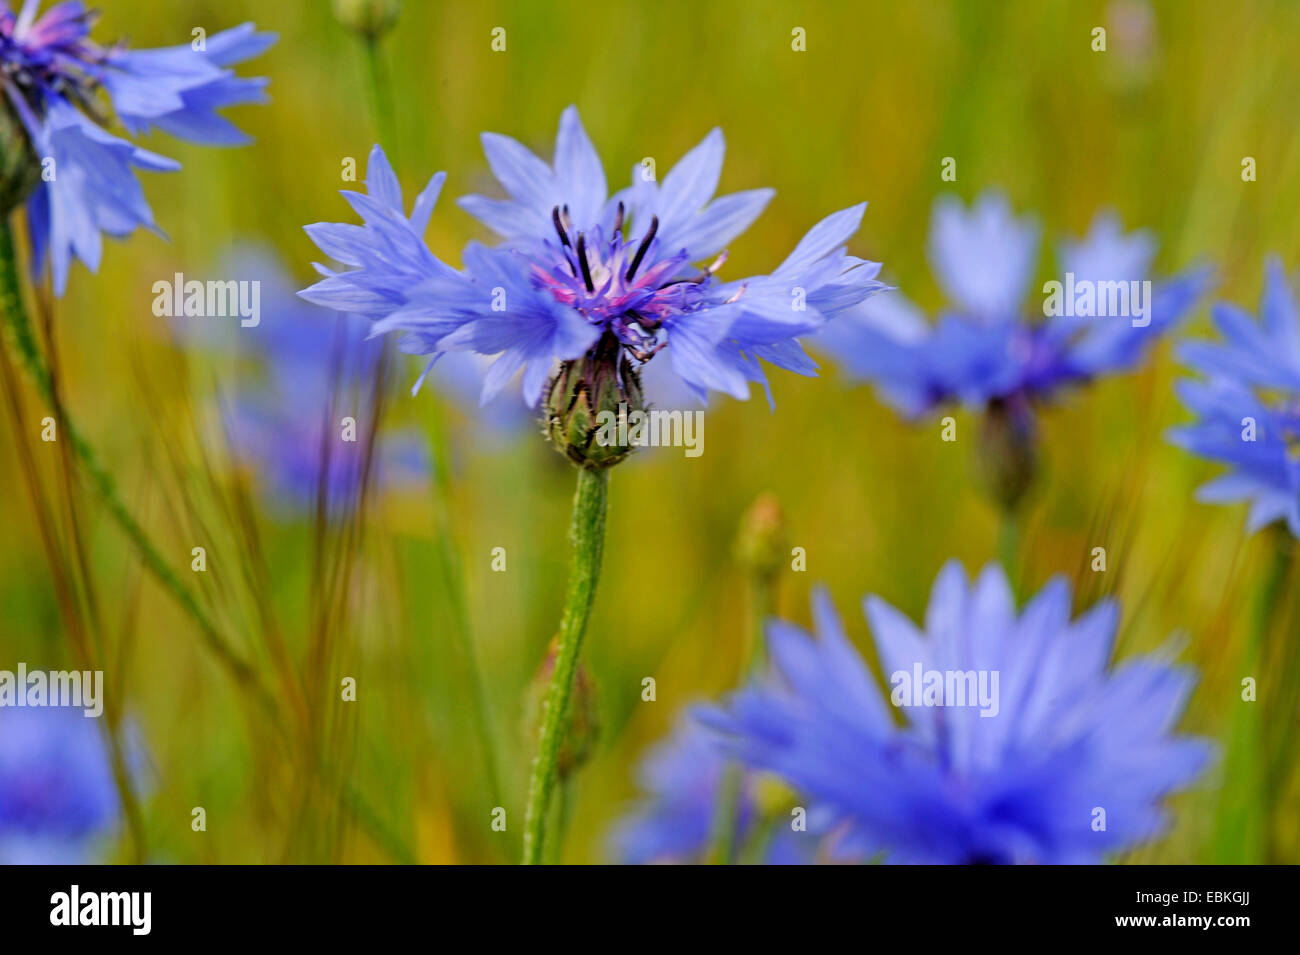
[973,398,1038,512]
[0,99,40,216]
[544,334,645,469]
[523,637,599,779]
[734,493,787,579]
[332,0,402,40]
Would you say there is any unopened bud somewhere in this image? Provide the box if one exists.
[973,398,1038,512]
[523,638,599,779]
[734,493,787,579]
[544,333,645,469]
[332,0,402,40]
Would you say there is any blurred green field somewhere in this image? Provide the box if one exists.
[1,0,1298,863]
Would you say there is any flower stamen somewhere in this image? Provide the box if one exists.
[551,205,572,248]
[576,232,595,292]
[625,214,658,282]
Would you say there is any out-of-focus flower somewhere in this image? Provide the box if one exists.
[1168,259,1300,537]
[817,192,1209,418]
[182,248,429,514]
[699,563,1212,864]
[0,707,124,863]
[300,108,886,417]
[425,350,535,439]
[609,716,812,865]
[0,2,274,292]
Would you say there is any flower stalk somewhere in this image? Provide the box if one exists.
[362,36,399,166]
[710,494,787,863]
[975,399,1037,594]
[1212,526,1294,863]
[522,465,609,864]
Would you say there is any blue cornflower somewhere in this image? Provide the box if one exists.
[1168,260,1300,537]
[300,107,885,408]
[699,563,1211,864]
[0,707,124,863]
[610,715,812,865]
[817,191,1209,418]
[0,2,274,293]
[182,248,429,514]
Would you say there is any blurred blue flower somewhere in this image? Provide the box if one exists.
[610,715,812,865]
[699,562,1212,864]
[182,248,430,515]
[300,107,886,407]
[0,2,274,293]
[427,349,537,439]
[1168,259,1300,537]
[817,191,1209,417]
[0,707,123,863]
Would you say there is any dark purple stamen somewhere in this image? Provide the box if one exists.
[613,201,625,235]
[576,232,595,292]
[625,214,659,282]
[551,205,571,248]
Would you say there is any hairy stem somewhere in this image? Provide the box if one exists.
[522,467,609,864]
[547,777,574,865]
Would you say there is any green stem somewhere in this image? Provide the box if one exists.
[0,217,258,691]
[712,571,775,863]
[709,766,743,865]
[997,508,1019,584]
[1262,533,1298,861]
[743,574,773,673]
[546,777,574,865]
[362,36,398,161]
[1211,526,1292,863]
[522,466,609,864]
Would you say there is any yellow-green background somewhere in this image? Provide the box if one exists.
[1,0,1297,863]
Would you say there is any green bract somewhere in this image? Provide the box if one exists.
[544,335,646,470]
